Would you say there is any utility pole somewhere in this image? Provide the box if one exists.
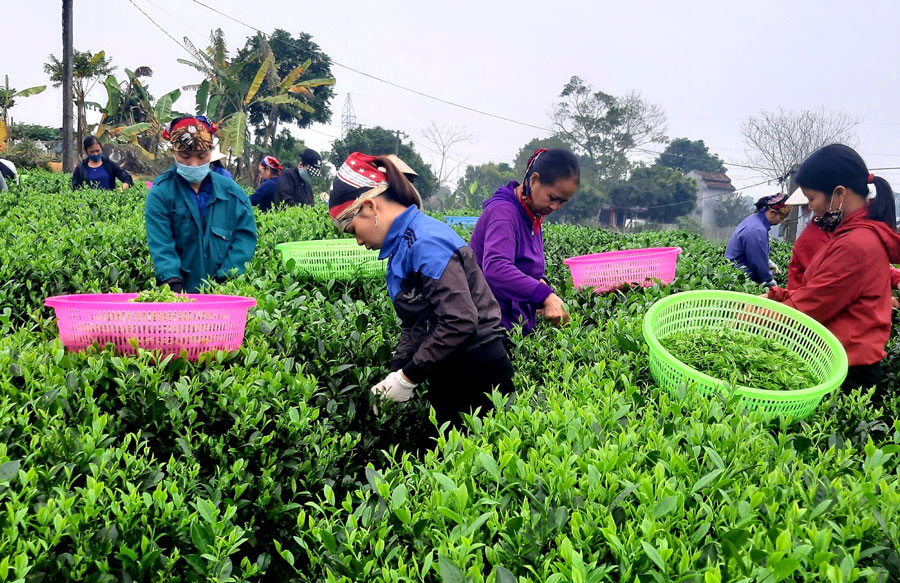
[395,129,401,156]
[61,0,75,172]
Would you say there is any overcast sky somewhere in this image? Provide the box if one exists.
[7,0,900,199]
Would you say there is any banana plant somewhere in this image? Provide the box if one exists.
[215,44,335,159]
[0,75,46,125]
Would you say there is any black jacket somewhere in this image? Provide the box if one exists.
[71,156,134,190]
[274,167,314,207]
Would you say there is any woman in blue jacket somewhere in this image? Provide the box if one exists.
[329,152,513,426]
[725,192,790,287]
[145,116,257,293]
[249,156,282,211]
[71,136,134,191]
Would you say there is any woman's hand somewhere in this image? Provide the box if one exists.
[120,183,131,191]
[538,293,570,326]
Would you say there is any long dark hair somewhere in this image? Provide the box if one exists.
[523,148,580,196]
[795,144,897,230]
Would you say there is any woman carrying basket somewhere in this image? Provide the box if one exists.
[470,148,579,335]
[329,152,514,426]
[766,144,900,391]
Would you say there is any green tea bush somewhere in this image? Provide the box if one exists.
[1,171,898,582]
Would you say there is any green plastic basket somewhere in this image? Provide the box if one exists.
[642,290,848,418]
[276,239,387,280]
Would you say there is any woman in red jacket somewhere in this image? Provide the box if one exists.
[789,218,900,310]
[767,144,900,391]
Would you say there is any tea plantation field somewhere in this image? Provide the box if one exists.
[1,171,899,582]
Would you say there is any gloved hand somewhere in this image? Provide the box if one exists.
[768,260,781,276]
[163,278,184,293]
[371,371,417,407]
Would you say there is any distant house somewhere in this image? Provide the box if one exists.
[686,170,736,227]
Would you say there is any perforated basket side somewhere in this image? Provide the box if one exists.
[276,240,386,279]
[45,294,255,360]
[565,247,681,292]
[642,290,848,419]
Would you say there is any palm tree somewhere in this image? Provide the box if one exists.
[44,49,115,156]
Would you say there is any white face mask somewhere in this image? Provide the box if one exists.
[175,162,211,184]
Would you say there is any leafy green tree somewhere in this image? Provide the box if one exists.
[329,126,438,199]
[236,30,336,149]
[1,76,46,125]
[8,124,60,142]
[656,138,726,174]
[181,29,333,179]
[547,183,606,225]
[44,49,115,156]
[715,191,753,228]
[552,76,667,184]
[608,164,696,223]
[452,162,517,201]
[513,135,576,176]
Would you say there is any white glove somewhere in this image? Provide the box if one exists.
[371,371,417,404]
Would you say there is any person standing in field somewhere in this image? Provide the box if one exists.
[145,116,257,293]
[724,193,791,288]
[469,148,579,336]
[249,155,283,211]
[71,136,134,191]
[767,144,900,392]
[330,151,514,427]
[275,148,321,207]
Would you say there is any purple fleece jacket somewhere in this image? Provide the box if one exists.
[469,181,554,334]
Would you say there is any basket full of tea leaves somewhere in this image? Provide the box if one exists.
[642,290,848,418]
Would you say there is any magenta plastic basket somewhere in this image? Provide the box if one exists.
[563,247,682,292]
[44,293,257,360]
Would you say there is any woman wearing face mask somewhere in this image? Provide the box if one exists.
[469,148,579,336]
[275,148,321,207]
[330,152,513,427]
[249,156,283,211]
[144,116,258,293]
[71,136,134,191]
[724,193,791,287]
[767,144,900,391]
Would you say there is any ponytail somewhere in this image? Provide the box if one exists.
[869,175,898,231]
[374,156,422,209]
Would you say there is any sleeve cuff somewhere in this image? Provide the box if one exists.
[530,282,554,305]
[402,363,427,385]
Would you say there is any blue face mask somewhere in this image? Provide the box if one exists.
[176,162,211,184]
[88,154,102,162]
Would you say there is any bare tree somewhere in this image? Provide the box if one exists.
[742,107,862,242]
[741,108,862,182]
[420,122,474,187]
[551,76,667,184]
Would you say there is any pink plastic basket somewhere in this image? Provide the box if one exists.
[44,293,257,360]
[563,247,682,292]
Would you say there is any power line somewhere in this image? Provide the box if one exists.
[127,0,197,59]
[142,0,207,37]
[188,0,551,132]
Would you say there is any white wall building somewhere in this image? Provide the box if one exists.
[686,170,736,227]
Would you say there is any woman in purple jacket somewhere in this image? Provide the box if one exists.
[470,148,579,335]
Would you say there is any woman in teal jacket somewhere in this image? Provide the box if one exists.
[145,116,257,293]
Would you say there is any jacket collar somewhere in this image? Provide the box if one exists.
[379,205,419,260]
[756,210,772,231]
